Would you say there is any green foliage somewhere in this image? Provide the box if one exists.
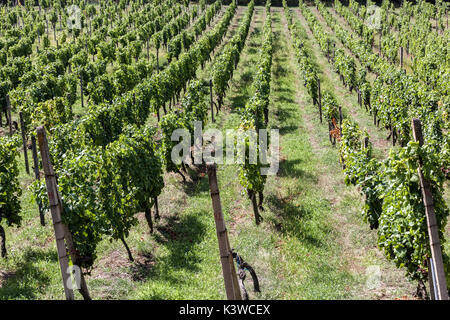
[56,148,103,269]
[212,0,254,103]
[284,1,319,105]
[160,79,209,175]
[97,148,138,243]
[238,1,271,196]
[0,136,22,227]
[107,125,164,213]
[32,97,74,130]
[237,120,267,194]
[340,120,382,229]
[160,112,189,174]
[182,80,209,129]
[321,91,339,122]
[31,123,165,269]
[9,37,33,58]
[334,0,448,144]
[333,48,357,90]
[378,142,449,282]
[82,103,124,147]
[43,35,50,48]
[339,122,450,284]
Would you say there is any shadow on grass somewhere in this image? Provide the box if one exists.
[273,62,288,78]
[247,47,259,55]
[129,251,156,282]
[277,158,318,182]
[263,145,327,249]
[265,194,325,249]
[272,14,281,23]
[154,213,207,271]
[182,172,210,196]
[249,28,261,41]
[229,93,250,112]
[274,86,295,94]
[227,78,252,112]
[240,70,255,84]
[0,247,57,299]
[274,94,295,105]
[130,212,208,287]
[279,125,299,135]
[273,107,296,123]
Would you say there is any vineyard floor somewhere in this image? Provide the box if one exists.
[0,5,448,300]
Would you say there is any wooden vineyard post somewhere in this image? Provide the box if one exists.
[37,126,74,300]
[318,79,322,123]
[37,127,92,300]
[411,119,449,300]
[6,94,12,135]
[31,135,46,226]
[210,79,215,123]
[206,164,242,300]
[428,257,436,300]
[19,112,30,175]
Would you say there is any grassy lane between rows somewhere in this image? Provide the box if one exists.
[131,5,266,300]
[294,7,393,159]
[1,5,440,300]
[233,8,356,299]
[0,4,246,300]
[278,6,417,299]
[303,4,450,288]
